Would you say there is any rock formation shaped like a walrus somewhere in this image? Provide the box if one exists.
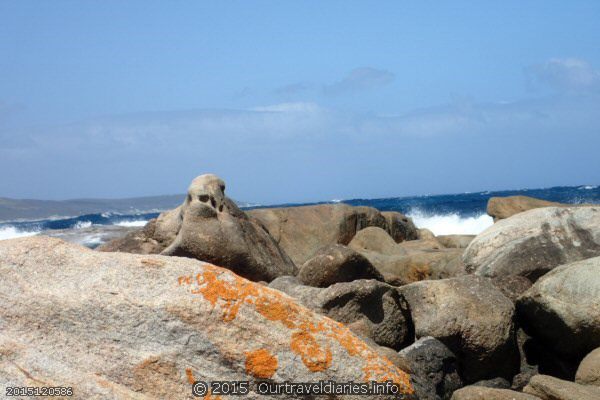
[0,236,414,399]
[100,174,297,282]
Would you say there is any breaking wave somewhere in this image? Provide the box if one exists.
[407,210,494,235]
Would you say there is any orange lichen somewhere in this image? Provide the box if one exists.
[254,295,297,329]
[185,368,195,385]
[177,263,414,395]
[245,349,278,379]
[290,330,332,372]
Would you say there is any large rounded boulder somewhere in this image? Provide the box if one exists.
[0,237,414,399]
[464,206,600,281]
[517,256,600,363]
[398,275,519,383]
[298,244,384,287]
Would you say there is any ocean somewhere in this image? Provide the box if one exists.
[1,184,598,248]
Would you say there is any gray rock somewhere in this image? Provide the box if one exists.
[298,244,384,287]
[0,236,414,399]
[577,347,600,387]
[399,275,519,383]
[523,374,600,400]
[269,277,413,351]
[464,206,600,281]
[398,337,463,400]
[517,256,600,362]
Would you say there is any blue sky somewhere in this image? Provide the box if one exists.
[1,1,599,203]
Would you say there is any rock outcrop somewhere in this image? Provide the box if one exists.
[398,337,463,400]
[487,195,565,221]
[399,275,519,383]
[248,204,417,265]
[523,374,600,400]
[0,236,413,399]
[100,174,297,282]
[298,244,384,287]
[269,277,413,351]
[517,256,600,363]
[463,206,600,281]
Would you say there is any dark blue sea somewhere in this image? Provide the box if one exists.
[1,184,598,247]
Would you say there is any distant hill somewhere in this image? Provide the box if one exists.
[0,195,185,222]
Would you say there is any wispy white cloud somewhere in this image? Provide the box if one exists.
[527,58,600,93]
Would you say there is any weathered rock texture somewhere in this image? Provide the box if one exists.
[523,374,600,400]
[298,244,384,287]
[399,275,519,383]
[100,174,297,282]
[464,206,600,281]
[577,347,600,387]
[269,276,413,351]
[398,337,463,400]
[248,204,417,265]
[517,256,600,363]
[487,195,565,221]
[0,236,413,399]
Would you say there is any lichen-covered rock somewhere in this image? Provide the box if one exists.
[487,195,565,221]
[399,275,519,383]
[451,386,541,400]
[576,347,600,387]
[298,244,384,287]
[269,276,413,351]
[0,236,414,399]
[248,204,414,266]
[464,206,600,281]
[523,374,600,400]
[101,174,297,282]
[517,256,600,363]
[397,337,463,400]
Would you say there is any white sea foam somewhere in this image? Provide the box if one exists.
[407,210,493,235]
[74,220,92,229]
[580,185,598,190]
[0,226,40,241]
[115,220,148,227]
